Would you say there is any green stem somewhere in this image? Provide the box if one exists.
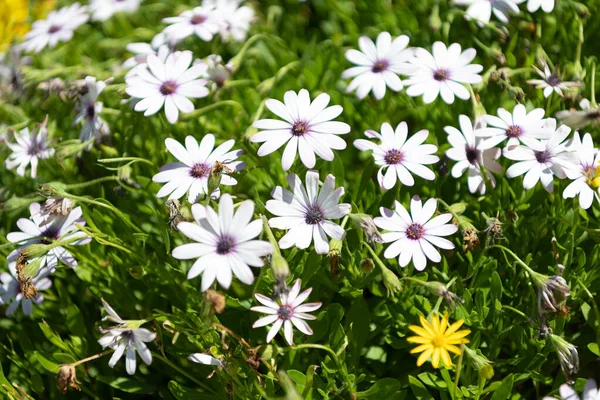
[488,245,546,287]
[474,375,485,400]
[453,345,464,400]
[63,176,122,190]
[152,352,217,395]
[591,63,597,107]
[97,157,155,166]
[362,244,388,273]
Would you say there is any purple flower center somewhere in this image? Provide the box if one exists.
[372,60,389,73]
[505,125,523,139]
[547,75,561,87]
[191,15,206,25]
[465,146,480,165]
[216,236,235,255]
[27,141,42,156]
[40,227,60,244]
[277,305,294,320]
[189,163,211,179]
[86,104,96,119]
[160,80,177,95]
[384,149,403,165]
[304,205,323,225]
[534,149,552,164]
[48,25,61,34]
[406,223,425,240]
[433,69,449,81]
[291,120,309,137]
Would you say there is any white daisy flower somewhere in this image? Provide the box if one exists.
[6,203,91,273]
[172,194,273,292]
[125,51,209,124]
[453,0,524,27]
[251,279,321,346]
[251,89,350,171]
[543,378,600,400]
[504,120,577,192]
[5,121,54,178]
[445,115,503,194]
[0,266,51,317]
[353,121,439,190]
[527,61,581,98]
[405,42,483,104]
[162,5,223,42]
[89,0,142,22]
[374,196,458,271]
[74,76,110,145]
[188,353,225,367]
[342,32,414,100]
[153,134,245,203]
[20,3,89,53]
[266,170,351,254]
[557,98,600,131]
[562,132,600,209]
[210,0,255,42]
[98,299,156,376]
[196,54,234,90]
[527,0,554,12]
[476,104,550,150]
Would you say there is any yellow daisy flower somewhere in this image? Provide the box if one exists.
[407,313,470,369]
[0,0,56,53]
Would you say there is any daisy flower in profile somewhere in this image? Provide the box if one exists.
[374,196,458,271]
[196,54,234,90]
[153,134,245,203]
[407,313,470,368]
[21,3,89,53]
[527,61,581,98]
[7,203,91,273]
[172,194,273,292]
[74,76,110,145]
[188,353,225,367]
[0,266,51,317]
[405,42,482,104]
[5,119,54,178]
[504,120,576,193]
[477,104,549,150]
[527,0,554,12]
[266,171,351,254]
[251,279,321,346]
[89,0,142,22]
[162,5,222,42]
[353,121,439,190]
[454,0,523,26]
[557,99,600,131]
[562,132,600,209]
[125,51,209,124]
[543,378,599,400]
[98,299,155,376]
[211,0,255,42]
[251,89,350,171]
[445,115,503,194]
[342,32,414,100]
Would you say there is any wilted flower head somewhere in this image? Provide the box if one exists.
[557,99,600,130]
[56,364,80,394]
[40,198,74,217]
[549,334,579,383]
[73,76,110,146]
[348,213,383,243]
[537,272,570,316]
[424,281,463,307]
[196,54,234,89]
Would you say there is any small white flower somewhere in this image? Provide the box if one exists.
[562,132,600,209]
[354,122,439,190]
[454,0,524,26]
[123,44,172,79]
[5,121,54,178]
[210,0,255,42]
[445,115,503,194]
[527,0,554,13]
[504,120,577,192]
[405,42,483,104]
[6,203,91,273]
[543,378,600,400]
[21,3,89,53]
[477,104,549,150]
[162,5,223,42]
[125,51,209,124]
[196,54,234,90]
[89,0,142,22]
[251,279,321,346]
[74,76,110,145]
[267,171,350,254]
[0,267,51,317]
[153,134,245,203]
[172,194,273,292]
[98,299,156,376]
[527,61,581,98]
[188,353,225,367]
[374,196,458,271]
[342,32,414,100]
[556,98,600,130]
[251,89,350,171]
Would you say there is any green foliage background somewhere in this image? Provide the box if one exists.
[1,0,600,398]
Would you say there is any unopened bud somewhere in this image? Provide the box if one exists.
[572,2,590,18]
[381,267,402,297]
[463,346,494,380]
[56,364,80,394]
[20,244,50,260]
[360,259,374,273]
[328,238,342,278]
[424,281,462,307]
[349,213,382,243]
[429,6,442,31]
[205,289,226,314]
[550,334,579,383]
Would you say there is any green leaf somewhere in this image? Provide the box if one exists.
[588,343,600,356]
[490,271,502,302]
[490,374,514,400]
[38,321,71,353]
[408,376,433,400]
[356,378,401,399]
[33,351,60,373]
[97,376,156,394]
[168,381,221,400]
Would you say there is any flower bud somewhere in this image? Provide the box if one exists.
[328,238,342,277]
[360,258,374,273]
[449,202,466,215]
[572,2,590,18]
[463,346,494,380]
[550,334,579,383]
[424,281,462,306]
[56,364,80,394]
[349,213,383,243]
[381,267,402,297]
[538,274,570,316]
[429,6,442,31]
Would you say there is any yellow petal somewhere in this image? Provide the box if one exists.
[407,336,433,344]
[431,348,441,368]
[416,348,433,366]
[441,348,453,368]
[431,314,440,333]
[410,344,433,354]
[445,329,471,342]
[444,344,462,355]
[419,316,437,337]
[440,313,449,334]
[444,319,465,336]
[409,325,433,339]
